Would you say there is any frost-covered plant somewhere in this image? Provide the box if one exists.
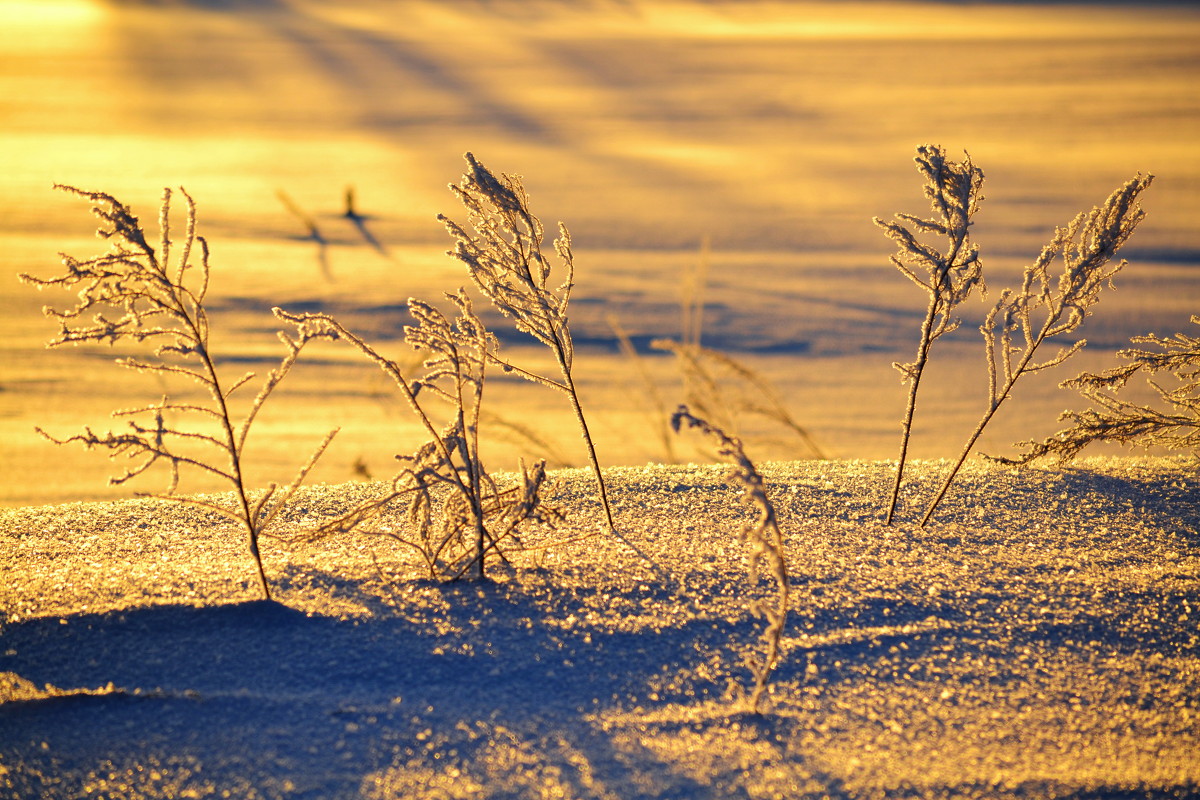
[671,405,790,715]
[876,145,985,525]
[921,173,1154,526]
[276,292,561,580]
[437,154,626,545]
[22,186,337,600]
[1001,314,1200,464]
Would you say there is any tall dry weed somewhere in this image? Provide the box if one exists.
[921,173,1154,525]
[23,186,338,599]
[439,153,663,574]
[876,145,985,524]
[277,293,562,580]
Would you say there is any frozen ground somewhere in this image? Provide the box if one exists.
[2,0,1199,505]
[2,5,1198,792]
[1,457,1198,798]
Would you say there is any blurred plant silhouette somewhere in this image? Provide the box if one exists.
[22,186,338,600]
[650,240,824,464]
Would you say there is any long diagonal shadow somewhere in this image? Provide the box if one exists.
[0,568,852,798]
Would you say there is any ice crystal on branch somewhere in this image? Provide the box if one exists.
[439,152,575,371]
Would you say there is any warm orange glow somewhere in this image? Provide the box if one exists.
[2,1,1197,506]
[0,0,102,34]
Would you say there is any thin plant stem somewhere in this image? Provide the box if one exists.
[918,172,1153,526]
[876,146,985,524]
[24,186,336,600]
[919,345,1032,528]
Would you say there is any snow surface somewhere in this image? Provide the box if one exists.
[2,457,1197,798]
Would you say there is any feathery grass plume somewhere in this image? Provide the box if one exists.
[876,145,985,525]
[671,405,790,715]
[275,293,562,580]
[21,186,338,600]
[438,153,662,571]
[921,173,1154,526]
[1000,315,1200,464]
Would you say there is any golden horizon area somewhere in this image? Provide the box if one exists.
[2,0,1197,506]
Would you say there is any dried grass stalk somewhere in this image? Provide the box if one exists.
[23,186,338,599]
[439,153,664,576]
[876,145,985,524]
[921,173,1154,525]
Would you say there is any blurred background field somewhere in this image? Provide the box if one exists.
[1,0,1197,506]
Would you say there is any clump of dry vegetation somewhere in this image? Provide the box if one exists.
[20,186,338,600]
[275,153,670,582]
[877,146,1154,525]
[275,293,563,581]
[921,171,1153,525]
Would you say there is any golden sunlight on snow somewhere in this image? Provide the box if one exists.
[1,0,1198,505]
